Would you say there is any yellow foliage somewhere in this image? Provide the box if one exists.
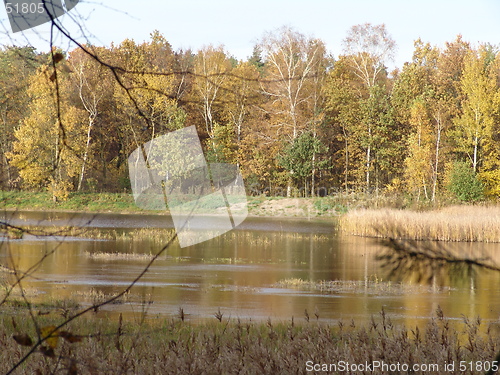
[385,177,403,193]
[40,325,59,349]
[404,132,432,197]
[7,68,87,193]
[479,170,500,198]
[48,177,73,202]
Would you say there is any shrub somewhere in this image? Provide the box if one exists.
[446,161,484,202]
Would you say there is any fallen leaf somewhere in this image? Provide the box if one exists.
[40,326,59,349]
[59,331,82,343]
[13,333,33,347]
[39,345,55,358]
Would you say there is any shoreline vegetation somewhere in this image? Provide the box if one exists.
[340,205,500,242]
[2,190,500,242]
[2,192,500,372]
[0,306,499,374]
[0,190,350,219]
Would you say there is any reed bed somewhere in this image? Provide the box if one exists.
[340,205,500,242]
[0,309,498,374]
[83,251,155,261]
[275,277,452,295]
[6,226,177,242]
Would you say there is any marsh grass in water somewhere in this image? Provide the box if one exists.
[83,251,156,261]
[3,225,177,243]
[340,205,500,242]
[0,307,499,374]
[1,295,81,313]
[275,277,453,295]
[71,288,143,306]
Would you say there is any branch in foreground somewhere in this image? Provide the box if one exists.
[375,227,500,284]
[375,228,500,375]
[5,231,177,374]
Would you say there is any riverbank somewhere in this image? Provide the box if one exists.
[0,190,345,217]
[4,191,500,242]
[0,189,447,217]
[1,306,498,374]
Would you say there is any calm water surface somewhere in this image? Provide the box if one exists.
[1,211,500,325]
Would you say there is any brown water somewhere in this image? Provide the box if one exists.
[1,211,500,325]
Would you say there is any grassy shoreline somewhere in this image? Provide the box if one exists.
[0,191,143,213]
[0,190,344,218]
[0,307,498,374]
[4,191,500,242]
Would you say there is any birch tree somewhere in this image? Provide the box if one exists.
[69,47,111,191]
[192,45,232,137]
[259,26,326,140]
[220,61,261,165]
[258,26,327,195]
[342,23,395,89]
[342,23,395,190]
[453,47,498,173]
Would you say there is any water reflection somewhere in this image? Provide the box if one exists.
[1,211,499,325]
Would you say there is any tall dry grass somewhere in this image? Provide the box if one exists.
[340,205,500,242]
[0,308,498,374]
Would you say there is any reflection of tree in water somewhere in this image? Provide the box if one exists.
[1,4,500,374]
[375,226,500,375]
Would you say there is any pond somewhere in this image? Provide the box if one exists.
[1,210,500,325]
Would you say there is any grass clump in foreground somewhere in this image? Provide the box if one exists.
[340,205,500,242]
[1,307,499,374]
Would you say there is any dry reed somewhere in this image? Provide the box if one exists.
[83,251,155,261]
[275,277,452,295]
[340,205,500,242]
[0,308,498,374]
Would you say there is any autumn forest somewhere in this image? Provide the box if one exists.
[1,24,500,203]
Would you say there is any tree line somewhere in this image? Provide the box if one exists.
[0,24,499,202]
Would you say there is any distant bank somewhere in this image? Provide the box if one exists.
[0,191,343,218]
